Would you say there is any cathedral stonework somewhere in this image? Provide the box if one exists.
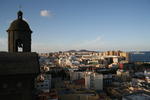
[0,11,40,100]
[7,11,32,52]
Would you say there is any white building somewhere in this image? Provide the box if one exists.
[36,80,50,92]
[85,72,103,90]
[59,56,80,67]
[117,69,129,76]
[70,71,85,81]
[36,74,51,92]
[144,70,150,83]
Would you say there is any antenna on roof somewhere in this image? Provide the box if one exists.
[19,5,22,11]
[18,5,23,19]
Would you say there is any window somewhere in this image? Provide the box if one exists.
[16,39,23,52]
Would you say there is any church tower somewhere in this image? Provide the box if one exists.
[0,11,40,100]
[7,10,32,52]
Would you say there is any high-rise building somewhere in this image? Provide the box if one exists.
[85,72,103,90]
[129,52,150,63]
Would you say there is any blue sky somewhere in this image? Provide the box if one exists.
[0,0,150,52]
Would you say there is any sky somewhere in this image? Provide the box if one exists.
[0,0,150,53]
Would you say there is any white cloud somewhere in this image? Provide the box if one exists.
[40,10,53,17]
[0,37,7,51]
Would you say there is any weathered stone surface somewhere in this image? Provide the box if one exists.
[0,52,40,75]
[7,10,32,52]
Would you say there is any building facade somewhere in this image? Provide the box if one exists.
[0,11,40,100]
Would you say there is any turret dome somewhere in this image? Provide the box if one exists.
[7,10,32,32]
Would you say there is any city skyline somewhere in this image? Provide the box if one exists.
[0,0,150,52]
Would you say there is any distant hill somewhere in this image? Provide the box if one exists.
[67,50,77,52]
[66,49,97,52]
[78,49,94,52]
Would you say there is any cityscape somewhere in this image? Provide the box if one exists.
[0,0,150,100]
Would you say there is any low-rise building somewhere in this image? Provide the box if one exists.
[35,74,51,92]
[85,72,103,90]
